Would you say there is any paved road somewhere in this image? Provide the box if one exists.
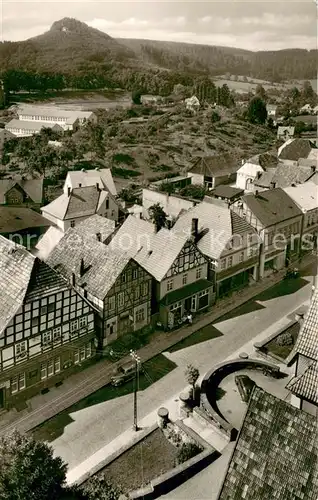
[51,270,314,469]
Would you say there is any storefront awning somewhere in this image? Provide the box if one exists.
[161,279,214,306]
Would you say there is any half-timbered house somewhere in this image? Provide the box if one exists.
[0,236,96,410]
[47,226,152,346]
[109,215,214,328]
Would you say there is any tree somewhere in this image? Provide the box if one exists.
[184,364,200,401]
[255,84,266,100]
[132,89,142,105]
[81,476,122,500]
[177,442,202,465]
[294,121,306,137]
[0,430,67,500]
[148,203,167,232]
[246,97,267,124]
[302,81,315,103]
[180,184,206,200]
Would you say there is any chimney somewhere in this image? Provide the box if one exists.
[311,165,316,173]
[270,182,276,189]
[67,187,71,197]
[78,183,82,187]
[191,218,199,240]
[80,258,85,276]
[96,232,101,242]
[255,190,259,196]
[96,182,100,191]
[71,273,75,286]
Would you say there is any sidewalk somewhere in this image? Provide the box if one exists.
[66,298,309,487]
[0,253,315,436]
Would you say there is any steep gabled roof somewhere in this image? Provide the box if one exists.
[242,188,302,227]
[0,207,51,233]
[5,119,63,132]
[255,163,314,189]
[47,227,131,300]
[278,138,314,161]
[189,153,238,177]
[0,178,43,204]
[286,361,318,405]
[41,185,103,220]
[217,387,318,500]
[66,168,117,196]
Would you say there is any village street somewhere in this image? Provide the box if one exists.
[49,266,315,470]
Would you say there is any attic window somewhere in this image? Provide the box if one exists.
[15,216,22,220]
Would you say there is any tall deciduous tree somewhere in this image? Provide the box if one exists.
[246,96,267,124]
[0,430,67,500]
[255,84,266,100]
[148,203,167,232]
[184,364,200,401]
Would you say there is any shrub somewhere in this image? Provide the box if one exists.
[112,153,135,165]
[211,111,221,123]
[180,184,206,200]
[176,443,202,464]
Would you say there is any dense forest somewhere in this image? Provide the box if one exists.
[0,17,317,96]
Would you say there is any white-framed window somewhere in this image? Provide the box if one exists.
[117,292,124,307]
[86,342,92,358]
[52,326,61,342]
[80,347,85,361]
[15,341,27,358]
[182,274,188,285]
[74,350,79,364]
[133,269,138,280]
[40,363,47,380]
[167,279,173,291]
[142,282,148,296]
[134,286,140,300]
[11,372,26,393]
[220,259,226,270]
[109,295,115,310]
[79,316,88,328]
[135,308,145,323]
[70,220,75,228]
[54,357,61,373]
[227,256,233,267]
[42,330,52,346]
[170,301,182,311]
[196,268,202,279]
[121,273,127,283]
[239,252,244,263]
[48,360,54,377]
[70,320,78,334]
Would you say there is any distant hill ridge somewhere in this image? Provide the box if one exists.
[0,17,316,80]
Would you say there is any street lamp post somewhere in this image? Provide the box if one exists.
[130,349,141,431]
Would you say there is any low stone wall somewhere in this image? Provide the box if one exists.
[254,319,299,364]
[200,358,281,441]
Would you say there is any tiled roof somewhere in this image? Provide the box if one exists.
[0,178,43,204]
[278,138,314,161]
[243,188,302,227]
[18,105,94,121]
[209,185,244,200]
[0,207,52,233]
[255,164,314,189]
[0,236,35,336]
[66,169,117,196]
[172,199,256,261]
[246,153,278,170]
[287,288,318,364]
[41,186,103,220]
[47,228,131,300]
[283,183,318,212]
[5,119,63,132]
[109,215,190,281]
[217,386,318,500]
[71,215,116,242]
[25,260,69,302]
[34,226,64,261]
[190,153,238,177]
[286,361,318,404]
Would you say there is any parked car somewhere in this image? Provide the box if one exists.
[111,361,137,386]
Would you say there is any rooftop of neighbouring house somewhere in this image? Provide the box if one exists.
[108,214,192,282]
[47,227,131,300]
[240,152,279,171]
[283,183,318,212]
[278,138,316,161]
[171,198,256,261]
[5,119,64,132]
[0,206,52,233]
[217,386,318,500]
[242,188,303,227]
[66,168,117,196]
[189,153,238,178]
[277,126,295,136]
[255,163,316,189]
[207,185,244,200]
[0,178,43,204]
[18,105,95,120]
[41,185,107,221]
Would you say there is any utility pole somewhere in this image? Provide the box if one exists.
[130,349,141,431]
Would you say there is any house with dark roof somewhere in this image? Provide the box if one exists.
[286,286,318,415]
[206,185,244,203]
[47,225,152,344]
[0,206,52,248]
[41,184,122,232]
[108,215,214,329]
[171,199,260,297]
[277,125,295,140]
[0,177,44,209]
[233,188,303,278]
[278,138,316,165]
[188,153,238,189]
[217,386,318,500]
[0,236,97,411]
[253,161,316,191]
[235,153,278,192]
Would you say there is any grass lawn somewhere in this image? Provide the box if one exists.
[93,427,179,494]
[264,322,300,361]
[30,354,176,443]
[168,324,223,353]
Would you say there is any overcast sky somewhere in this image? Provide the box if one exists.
[1,1,317,51]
